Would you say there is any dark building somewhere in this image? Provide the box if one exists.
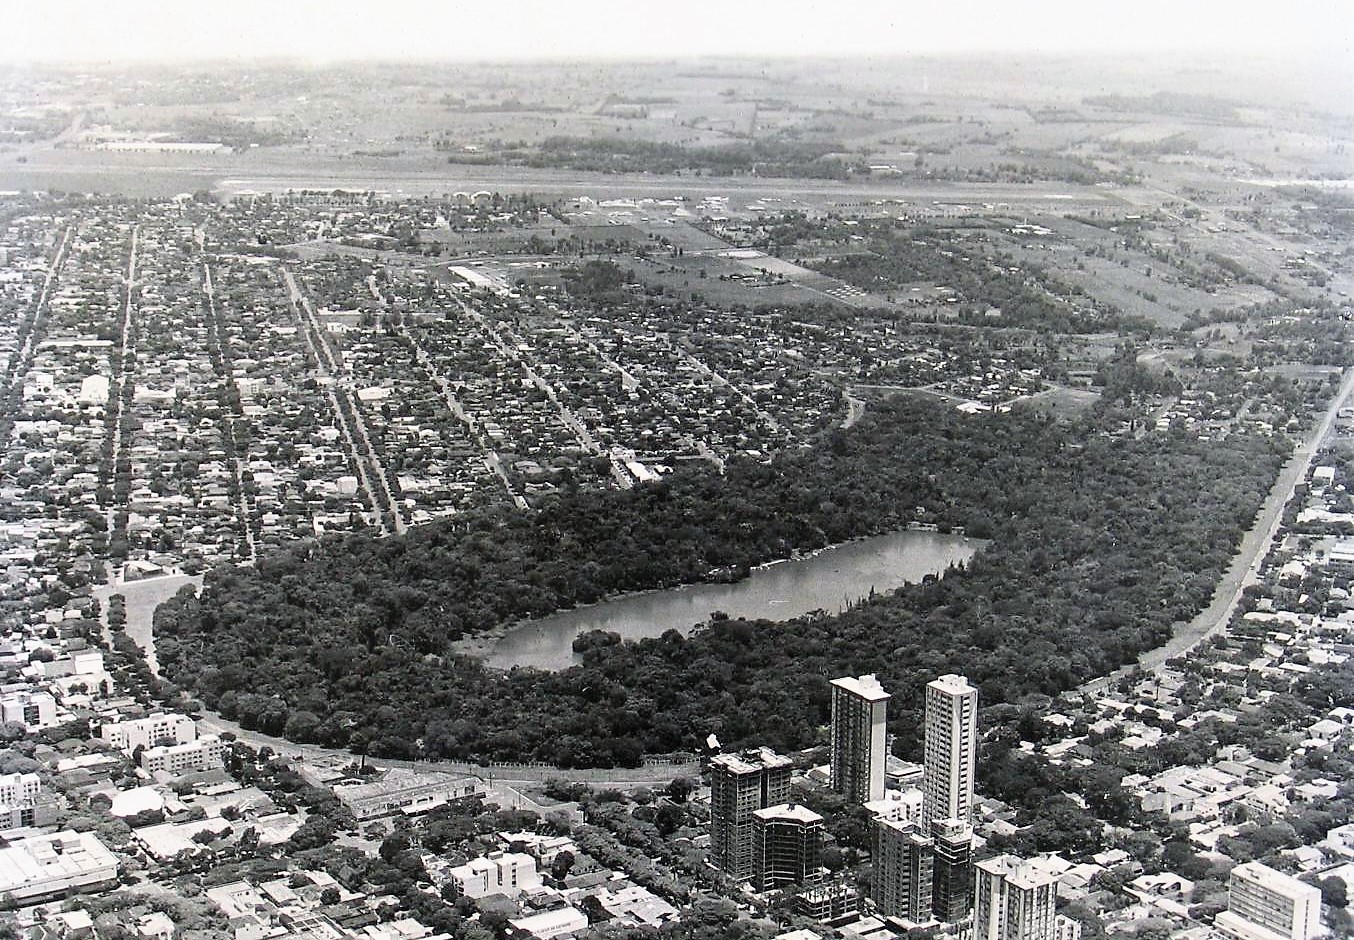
[752,803,824,892]
[931,817,975,922]
[709,747,793,881]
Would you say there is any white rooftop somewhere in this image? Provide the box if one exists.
[831,673,890,702]
[754,803,823,824]
[929,673,977,696]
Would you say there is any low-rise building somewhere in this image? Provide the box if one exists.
[334,768,483,820]
[0,772,41,808]
[593,883,679,927]
[0,830,119,904]
[0,690,56,730]
[795,880,859,922]
[446,851,541,900]
[1215,861,1322,940]
[0,771,59,830]
[864,787,923,826]
[100,712,196,752]
[140,734,225,774]
[508,906,587,939]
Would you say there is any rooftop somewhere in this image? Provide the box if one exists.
[831,673,890,702]
[976,853,1062,890]
[928,673,977,697]
[754,803,824,825]
[1230,860,1322,900]
[711,746,792,775]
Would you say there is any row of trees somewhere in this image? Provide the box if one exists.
[456,135,868,180]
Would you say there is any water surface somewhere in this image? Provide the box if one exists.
[486,529,978,671]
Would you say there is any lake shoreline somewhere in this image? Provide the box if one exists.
[457,527,981,670]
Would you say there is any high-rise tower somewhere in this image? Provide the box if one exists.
[709,747,793,881]
[872,818,934,923]
[751,803,824,892]
[830,674,890,803]
[922,673,978,826]
[974,855,1061,940]
[931,817,975,923]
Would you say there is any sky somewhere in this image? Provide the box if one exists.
[2,0,1350,64]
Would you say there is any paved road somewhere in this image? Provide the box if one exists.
[105,226,139,535]
[2,225,72,396]
[282,268,405,534]
[202,261,258,561]
[1084,367,1354,692]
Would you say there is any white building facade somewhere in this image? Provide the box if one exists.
[830,674,890,804]
[922,674,978,826]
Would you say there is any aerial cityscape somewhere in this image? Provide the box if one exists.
[0,4,1352,940]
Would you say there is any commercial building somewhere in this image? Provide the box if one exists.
[974,854,1073,940]
[1215,861,1322,940]
[0,690,56,730]
[709,747,793,881]
[100,712,196,753]
[139,735,226,775]
[0,831,119,904]
[922,674,979,826]
[333,768,483,820]
[508,906,588,939]
[830,674,890,804]
[446,851,542,900]
[751,803,824,892]
[930,817,975,923]
[872,818,934,923]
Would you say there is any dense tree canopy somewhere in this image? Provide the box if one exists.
[155,397,1285,766]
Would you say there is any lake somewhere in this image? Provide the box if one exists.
[484,529,979,671]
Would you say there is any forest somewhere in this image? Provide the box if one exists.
[153,397,1287,767]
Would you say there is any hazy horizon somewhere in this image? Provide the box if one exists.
[4,0,1351,66]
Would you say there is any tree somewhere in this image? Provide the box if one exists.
[550,850,576,882]
[379,833,410,863]
[666,776,693,803]
[1315,875,1348,909]
[655,803,684,837]
[287,816,336,851]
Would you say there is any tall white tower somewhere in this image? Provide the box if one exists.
[830,674,890,803]
[922,673,979,826]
